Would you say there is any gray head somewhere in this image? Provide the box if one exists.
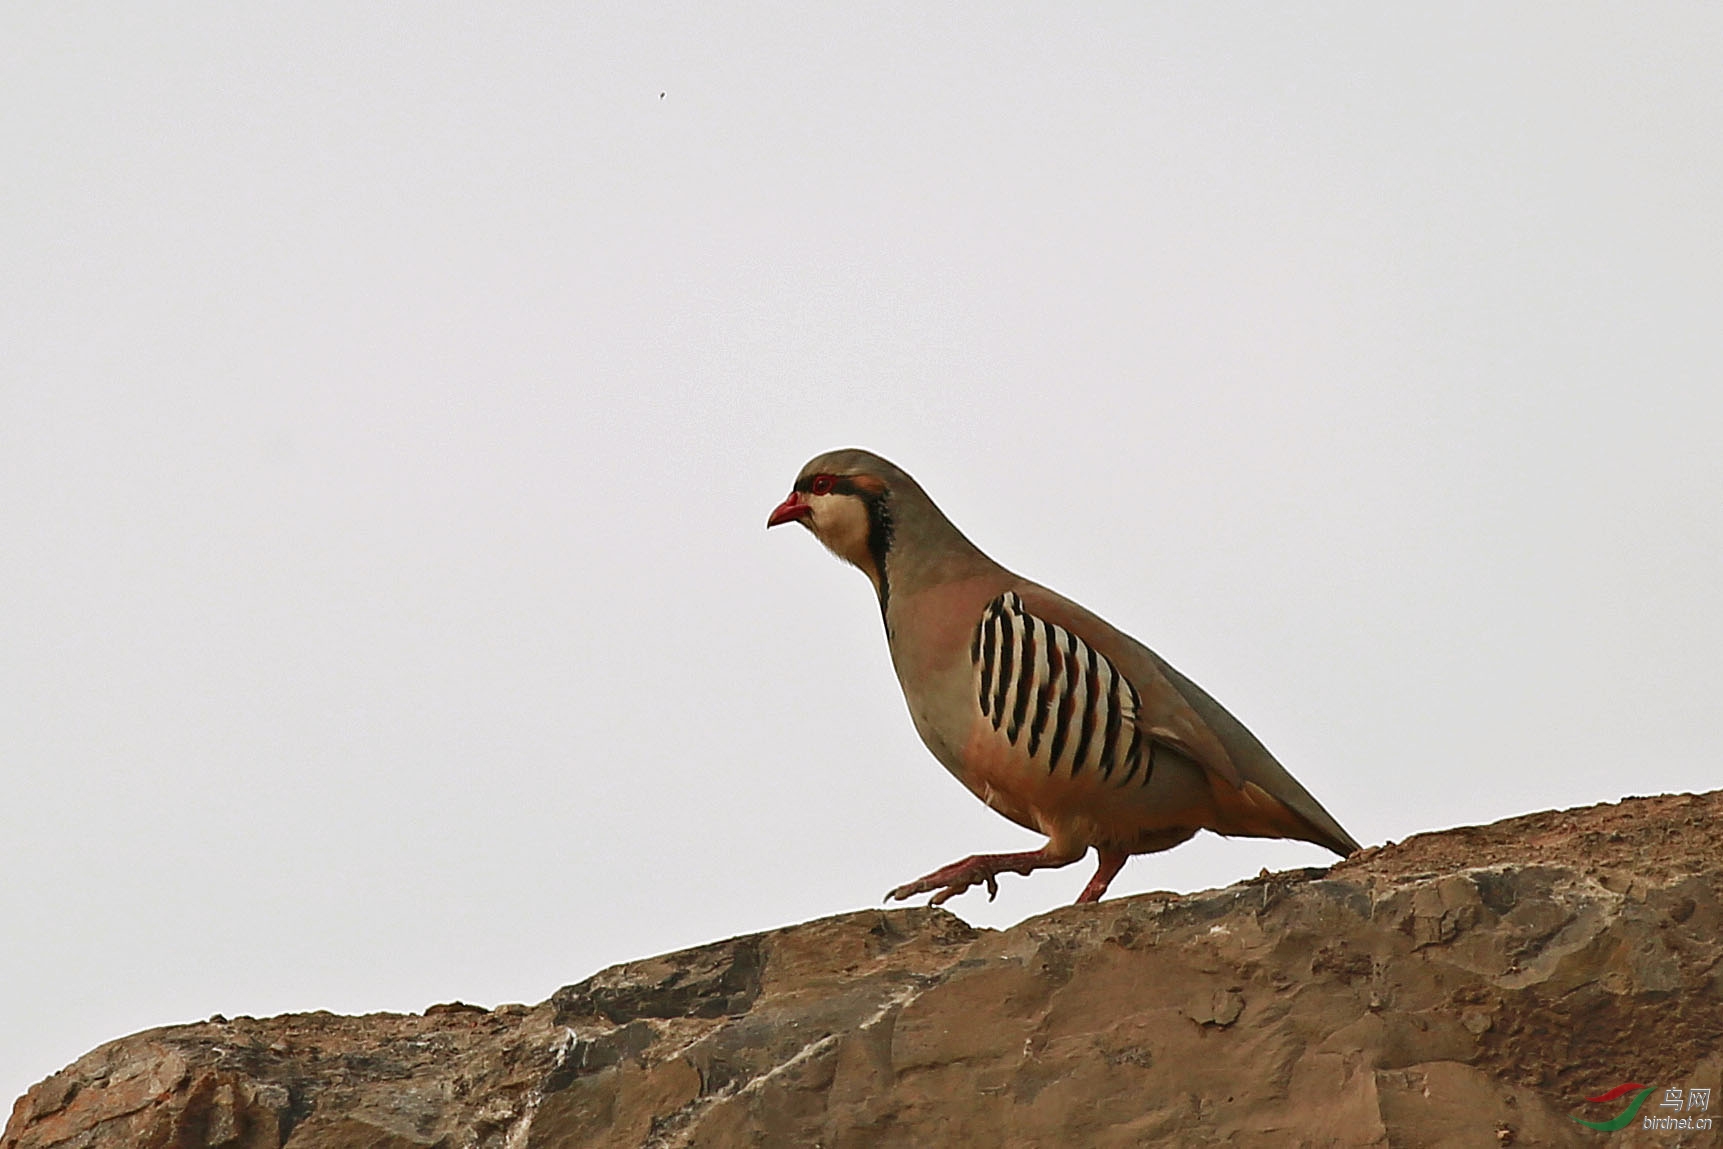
[766,448,989,611]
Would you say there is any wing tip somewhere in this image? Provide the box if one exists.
[1232,780,1361,857]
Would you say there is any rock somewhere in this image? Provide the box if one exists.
[7,791,1723,1147]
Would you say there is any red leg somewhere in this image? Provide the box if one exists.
[1074,848,1129,904]
[886,846,1083,907]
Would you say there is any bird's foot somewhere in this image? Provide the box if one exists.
[1074,848,1130,904]
[885,850,1067,907]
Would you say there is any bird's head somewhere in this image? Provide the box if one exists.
[767,449,901,598]
[768,449,991,614]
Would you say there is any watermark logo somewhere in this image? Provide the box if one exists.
[1573,1083,1654,1132]
[1573,1082,1712,1133]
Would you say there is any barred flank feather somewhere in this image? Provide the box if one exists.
[969,593,1154,786]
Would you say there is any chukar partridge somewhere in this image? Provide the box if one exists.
[767,448,1360,906]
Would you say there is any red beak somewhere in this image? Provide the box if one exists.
[766,491,813,528]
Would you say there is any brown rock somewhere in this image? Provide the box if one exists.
[7,791,1723,1148]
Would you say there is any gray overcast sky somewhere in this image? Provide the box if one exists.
[4,4,1720,1102]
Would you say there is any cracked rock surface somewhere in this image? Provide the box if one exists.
[8,791,1722,1148]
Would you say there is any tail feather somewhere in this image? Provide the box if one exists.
[1148,655,1362,858]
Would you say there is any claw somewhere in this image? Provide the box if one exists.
[885,848,1080,907]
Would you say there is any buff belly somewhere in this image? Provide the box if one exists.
[956,716,1217,855]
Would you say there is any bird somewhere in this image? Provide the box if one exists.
[767,448,1361,907]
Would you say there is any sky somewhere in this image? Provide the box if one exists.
[3,3,1720,1106]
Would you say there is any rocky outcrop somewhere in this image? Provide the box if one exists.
[8,791,1722,1148]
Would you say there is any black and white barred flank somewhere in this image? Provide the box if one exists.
[970,592,1156,785]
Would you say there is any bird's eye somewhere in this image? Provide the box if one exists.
[810,474,835,495]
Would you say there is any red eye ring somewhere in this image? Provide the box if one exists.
[810,474,835,495]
